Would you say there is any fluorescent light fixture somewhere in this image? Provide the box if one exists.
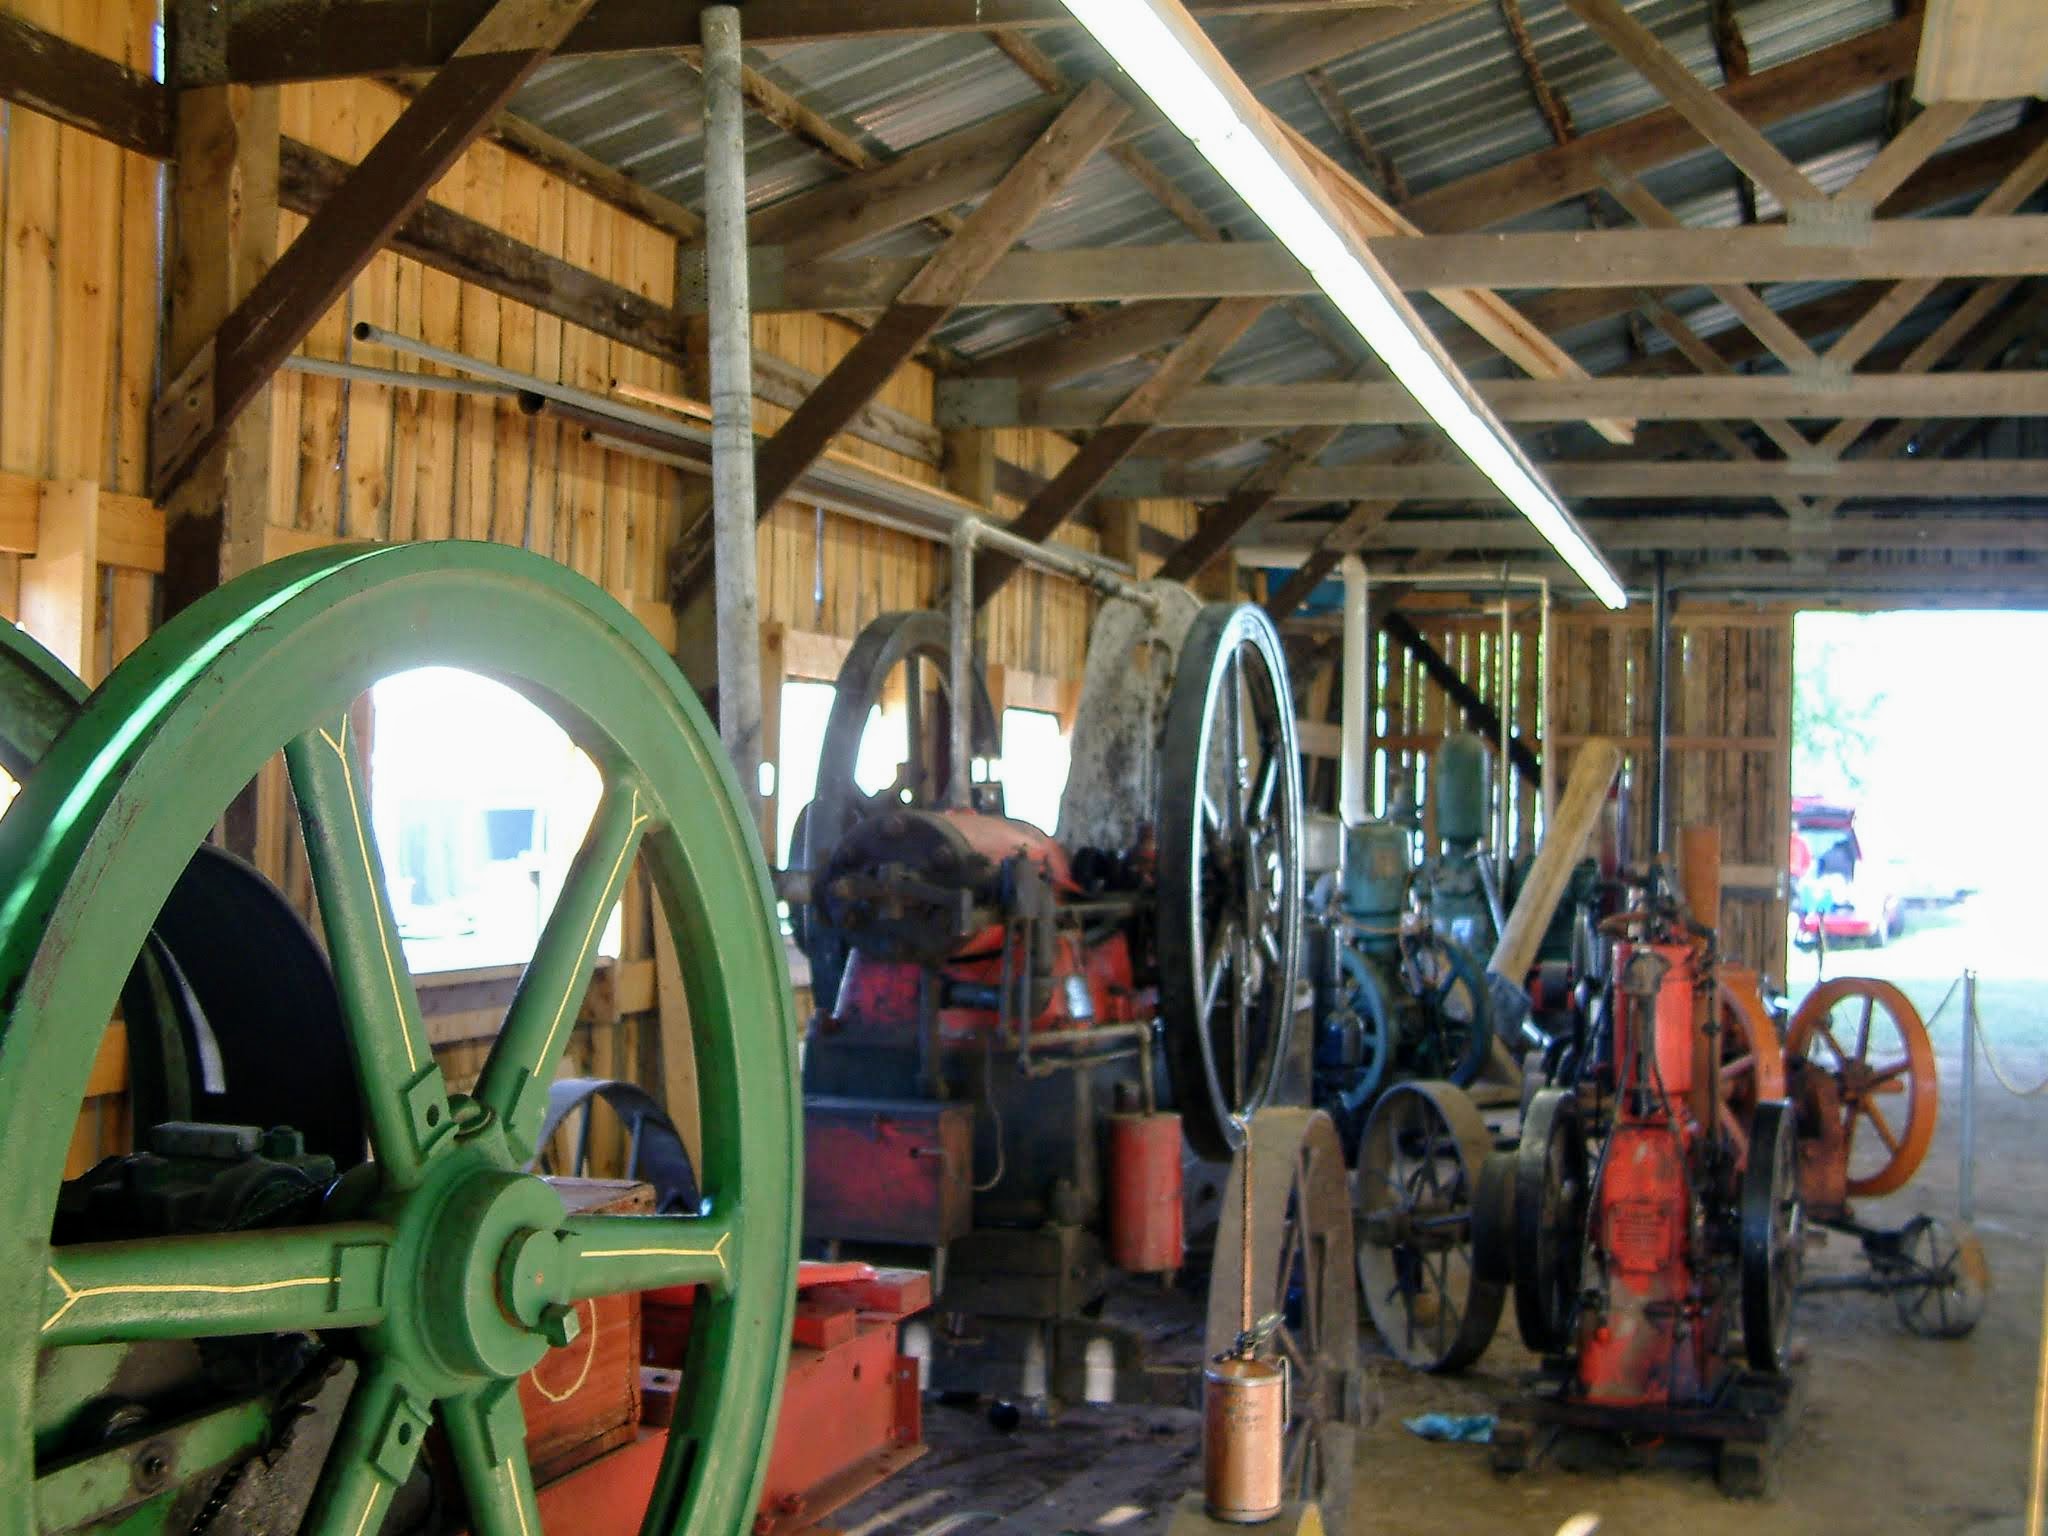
[1058,0,1629,611]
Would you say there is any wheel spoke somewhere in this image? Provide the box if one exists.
[562,1213,737,1300]
[1249,751,1280,827]
[479,778,656,1160]
[1721,1051,1755,1085]
[287,715,450,1184]
[1856,996,1875,1062]
[1230,926,1251,1108]
[1862,1100,1902,1154]
[40,1224,392,1346]
[443,1384,543,1536]
[1869,1059,1911,1090]
[1815,1023,1851,1066]
[1201,922,1235,1020]
[300,1363,431,1536]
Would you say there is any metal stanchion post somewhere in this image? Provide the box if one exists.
[1960,968,1978,1223]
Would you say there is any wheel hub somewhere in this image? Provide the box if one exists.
[363,1126,575,1392]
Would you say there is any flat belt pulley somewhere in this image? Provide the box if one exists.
[795,609,1002,1012]
[0,622,363,1165]
[1,543,799,1535]
[1157,604,1304,1161]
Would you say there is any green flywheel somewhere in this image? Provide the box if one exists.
[0,541,800,1536]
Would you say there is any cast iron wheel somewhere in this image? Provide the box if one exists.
[1891,1215,1988,1339]
[797,610,1002,1012]
[1398,931,1493,1087]
[1716,970,1788,1173]
[1318,941,1396,1151]
[1741,1099,1802,1372]
[1356,1080,1505,1372]
[1205,1109,1359,1524]
[0,543,800,1536]
[1512,1087,1589,1355]
[0,620,365,1166]
[1157,604,1304,1161]
[1787,977,1936,1198]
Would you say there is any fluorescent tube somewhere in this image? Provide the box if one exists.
[1059,0,1628,610]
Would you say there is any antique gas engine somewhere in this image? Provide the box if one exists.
[789,588,1355,1448]
[1485,863,1805,1494]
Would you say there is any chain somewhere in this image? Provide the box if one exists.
[1970,986,2048,1099]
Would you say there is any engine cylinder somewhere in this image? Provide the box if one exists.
[1432,732,1489,847]
[1341,819,1411,929]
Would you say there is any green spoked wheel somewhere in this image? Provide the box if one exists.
[0,620,86,784]
[0,543,799,1536]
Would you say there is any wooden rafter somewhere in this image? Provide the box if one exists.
[1402,17,1921,232]
[1302,68,1405,200]
[183,0,1435,84]
[1153,422,1356,583]
[1197,455,2048,502]
[0,11,172,159]
[151,0,599,498]
[1560,0,1824,215]
[954,369,2048,431]
[748,82,1131,528]
[972,298,1270,604]
[1261,499,1398,619]
[769,216,2048,310]
[1295,511,2048,555]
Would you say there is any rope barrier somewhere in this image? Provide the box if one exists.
[1970,987,2048,1099]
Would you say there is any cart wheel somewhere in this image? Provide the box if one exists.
[1787,978,1937,1197]
[1893,1216,1990,1339]
[1741,1101,1803,1373]
[1206,1109,1358,1526]
[1356,1081,1505,1372]
[1513,1088,1589,1355]
[1716,969,1788,1171]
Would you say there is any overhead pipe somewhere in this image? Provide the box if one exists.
[1338,555,1369,825]
[949,522,977,809]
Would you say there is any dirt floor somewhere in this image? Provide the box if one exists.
[831,897,2048,1536]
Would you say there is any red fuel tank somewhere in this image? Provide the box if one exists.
[1106,1111,1185,1274]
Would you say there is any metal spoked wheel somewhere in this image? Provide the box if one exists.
[1158,604,1303,1161]
[1512,1087,1589,1355]
[1398,932,1492,1088]
[1788,977,1937,1197]
[1716,970,1788,1171]
[1891,1215,1989,1339]
[1206,1109,1360,1526]
[1317,942,1395,1151]
[0,543,799,1535]
[1741,1100,1803,1372]
[1356,1080,1505,1372]
[0,619,366,1162]
[797,609,1002,1012]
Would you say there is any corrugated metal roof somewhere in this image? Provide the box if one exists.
[503,1,2044,557]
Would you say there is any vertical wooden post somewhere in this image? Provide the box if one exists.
[943,428,998,508]
[163,86,280,614]
[21,479,100,684]
[1097,499,1144,575]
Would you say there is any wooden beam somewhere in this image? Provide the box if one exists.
[1838,100,1982,211]
[152,0,598,500]
[1400,18,1923,233]
[964,368,2048,431]
[745,94,1071,265]
[1303,67,1405,200]
[1915,0,2048,103]
[1344,512,2048,554]
[1825,133,2048,370]
[1154,422,1352,582]
[1279,120,1633,444]
[1262,499,1400,619]
[20,480,100,684]
[279,139,692,360]
[1560,0,1824,216]
[1229,3,1481,89]
[1382,611,1540,785]
[960,301,1212,388]
[1211,456,2048,502]
[753,216,2048,311]
[973,297,1270,603]
[0,11,174,159]
[189,0,1420,84]
[750,82,1131,528]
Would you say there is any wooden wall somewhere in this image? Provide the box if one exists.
[1549,605,1795,981]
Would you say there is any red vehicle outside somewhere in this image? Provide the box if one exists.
[1790,797,1904,949]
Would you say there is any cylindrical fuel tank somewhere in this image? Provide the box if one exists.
[1341,818,1411,928]
[1433,732,1489,847]
[1618,940,1699,1098]
[1107,1111,1185,1273]
[1202,1355,1285,1524]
